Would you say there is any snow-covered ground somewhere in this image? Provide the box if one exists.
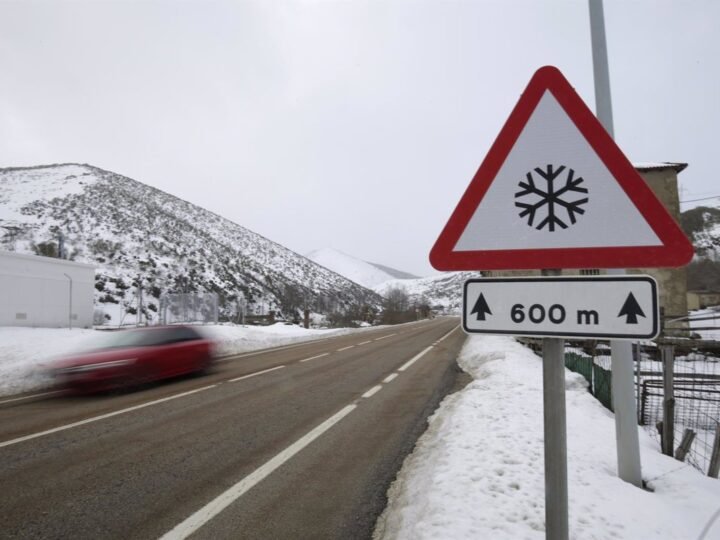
[376,335,720,540]
[0,323,365,397]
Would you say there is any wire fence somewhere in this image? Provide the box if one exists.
[564,338,720,478]
[159,292,219,325]
[637,346,720,476]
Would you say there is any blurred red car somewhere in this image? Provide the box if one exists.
[52,325,215,393]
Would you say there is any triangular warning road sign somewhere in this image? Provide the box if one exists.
[430,66,694,271]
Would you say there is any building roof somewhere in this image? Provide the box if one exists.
[633,162,688,173]
[0,250,95,269]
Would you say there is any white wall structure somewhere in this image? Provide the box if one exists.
[0,251,95,328]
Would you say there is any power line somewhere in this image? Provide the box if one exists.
[680,195,720,204]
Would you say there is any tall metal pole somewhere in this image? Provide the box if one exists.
[541,269,568,540]
[63,273,73,330]
[589,0,643,487]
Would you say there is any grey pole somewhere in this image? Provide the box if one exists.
[541,269,568,540]
[589,0,643,487]
[63,273,73,330]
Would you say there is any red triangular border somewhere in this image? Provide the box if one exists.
[430,66,694,271]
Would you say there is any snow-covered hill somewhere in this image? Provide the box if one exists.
[374,272,480,314]
[306,247,417,289]
[0,164,381,323]
[681,205,720,258]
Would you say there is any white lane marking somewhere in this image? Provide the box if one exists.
[0,384,217,449]
[383,374,398,384]
[299,353,329,363]
[374,333,397,341]
[358,340,372,346]
[0,390,61,406]
[337,345,355,352]
[228,365,285,382]
[398,346,434,372]
[160,404,357,540]
[226,342,314,360]
[362,385,382,399]
[436,326,459,344]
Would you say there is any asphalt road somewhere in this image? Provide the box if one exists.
[0,317,467,540]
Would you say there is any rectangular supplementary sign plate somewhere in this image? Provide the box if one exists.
[463,276,659,340]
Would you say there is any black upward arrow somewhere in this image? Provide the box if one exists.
[618,292,646,324]
[471,293,492,321]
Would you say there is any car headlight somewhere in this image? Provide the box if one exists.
[57,358,137,374]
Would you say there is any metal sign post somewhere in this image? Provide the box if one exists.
[589,0,643,487]
[541,269,568,540]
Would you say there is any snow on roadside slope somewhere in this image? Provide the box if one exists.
[376,335,720,540]
[0,324,363,397]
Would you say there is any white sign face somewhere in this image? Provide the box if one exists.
[454,91,661,253]
[463,276,658,339]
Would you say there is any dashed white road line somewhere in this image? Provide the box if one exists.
[398,346,434,372]
[159,323,459,538]
[361,385,382,399]
[374,333,397,341]
[0,390,61,406]
[159,404,357,540]
[0,384,217,449]
[358,340,372,346]
[228,365,285,382]
[299,353,330,363]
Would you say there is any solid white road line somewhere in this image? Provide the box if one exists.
[382,374,398,384]
[0,390,61,406]
[361,385,382,399]
[398,346,434,372]
[228,365,286,382]
[336,345,355,352]
[0,384,217,449]
[159,404,357,540]
[299,353,330,363]
[436,326,459,344]
[374,333,397,341]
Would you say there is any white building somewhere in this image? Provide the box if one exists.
[0,251,95,328]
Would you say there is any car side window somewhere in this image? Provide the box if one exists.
[168,327,201,343]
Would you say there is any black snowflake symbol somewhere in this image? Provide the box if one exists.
[514,164,589,232]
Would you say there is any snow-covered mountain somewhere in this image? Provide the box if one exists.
[0,164,381,323]
[373,272,480,314]
[304,248,474,314]
[306,248,418,289]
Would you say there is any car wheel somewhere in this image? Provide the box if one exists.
[195,356,214,376]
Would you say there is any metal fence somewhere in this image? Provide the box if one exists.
[564,352,613,411]
[159,292,219,325]
[565,344,720,478]
[637,344,720,477]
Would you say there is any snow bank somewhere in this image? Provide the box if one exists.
[376,335,720,540]
[0,323,363,397]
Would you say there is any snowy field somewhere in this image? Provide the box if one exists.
[0,323,366,397]
[376,336,720,540]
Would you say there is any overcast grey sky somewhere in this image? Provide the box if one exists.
[1,0,717,276]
